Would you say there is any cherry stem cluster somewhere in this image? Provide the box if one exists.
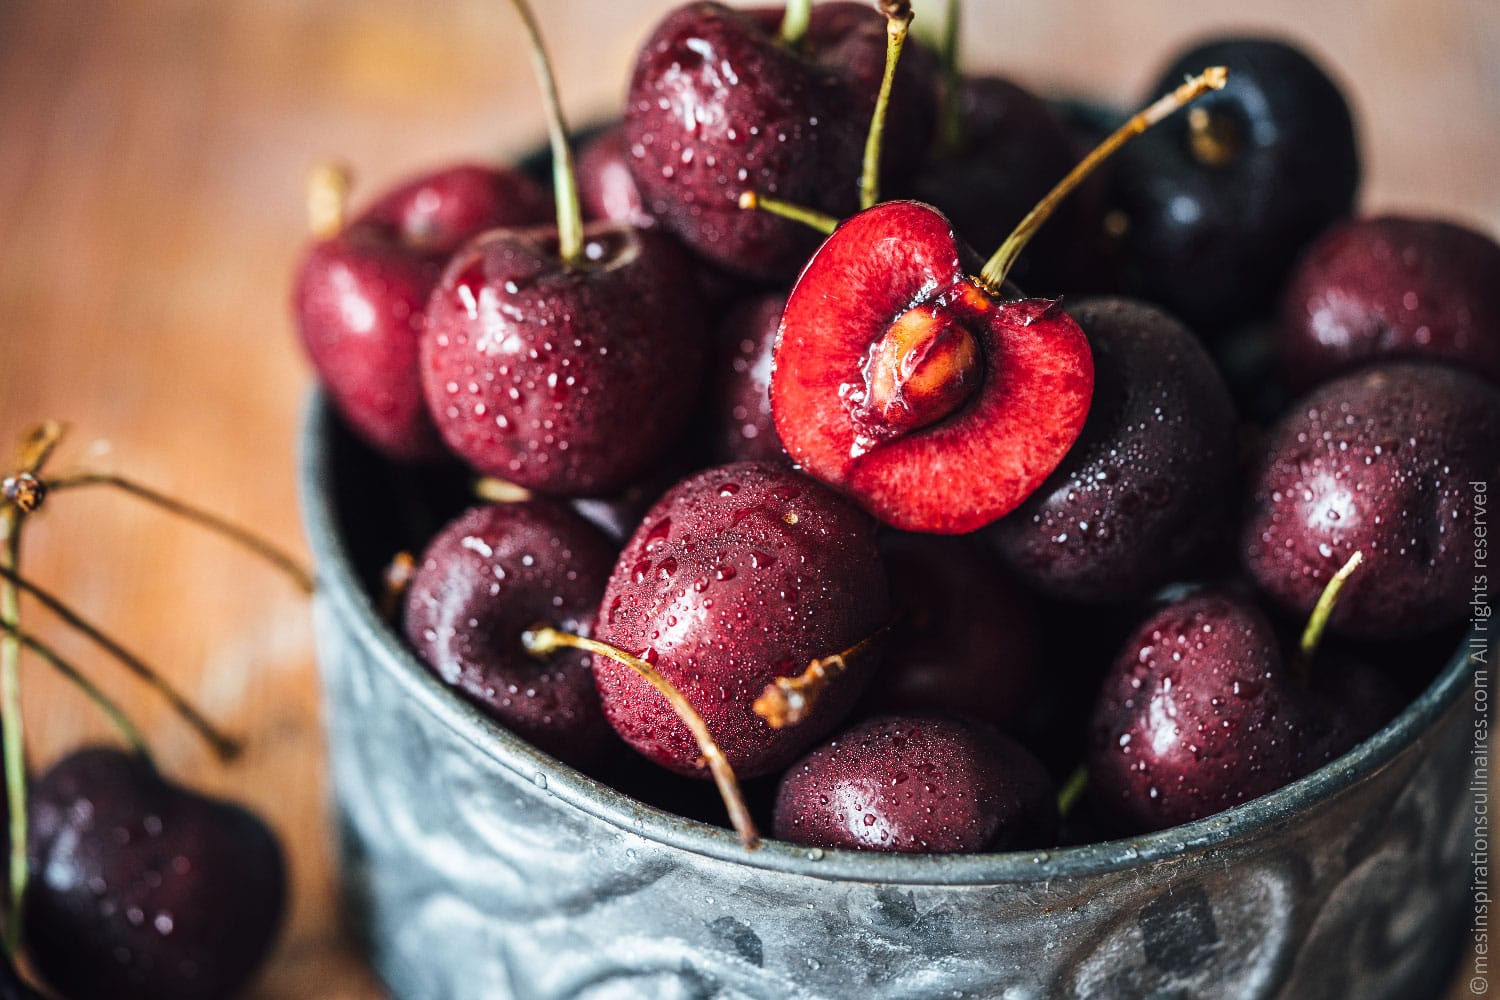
[507,0,584,267]
[976,66,1228,295]
[522,625,760,849]
[1296,550,1365,682]
[859,1,914,211]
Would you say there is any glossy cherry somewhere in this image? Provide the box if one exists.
[404,501,618,764]
[593,461,889,778]
[1277,215,1500,388]
[25,748,286,1000]
[989,297,1238,602]
[774,713,1056,853]
[623,1,937,280]
[710,292,789,463]
[577,124,655,230]
[1243,362,1500,639]
[294,164,551,461]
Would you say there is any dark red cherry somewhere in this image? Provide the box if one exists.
[623,2,937,280]
[1087,592,1330,833]
[25,748,285,1000]
[421,223,707,496]
[1277,215,1500,388]
[862,533,1039,728]
[593,461,889,778]
[774,713,1056,853]
[577,125,655,230]
[294,164,551,461]
[989,297,1238,602]
[1243,363,1500,639]
[404,501,618,764]
[711,292,789,463]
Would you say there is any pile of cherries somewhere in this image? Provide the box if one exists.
[298,0,1500,858]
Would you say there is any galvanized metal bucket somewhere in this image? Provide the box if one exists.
[300,397,1477,1000]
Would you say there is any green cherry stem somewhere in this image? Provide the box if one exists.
[858,0,914,210]
[779,0,813,47]
[1296,550,1365,682]
[522,625,760,849]
[1056,763,1089,818]
[736,191,839,236]
[0,419,64,954]
[42,471,315,594]
[507,0,584,267]
[0,623,152,761]
[306,160,353,239]
[936,0,965,154]
[976,66,1228,295]
[0,564,241,761]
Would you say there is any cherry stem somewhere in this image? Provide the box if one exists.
[737,191,838,236]
[42,472,315,594]
[506,0,584,267]
[522,625,760,849]
[753,624,889,729]
[1056,763,1088,818]
[1297,550,1364,679]
[976,66,1228,295]
[474,475,535,504]
[379,551,416,623]
[0,419,63,954]
[779,0,813,47]
[0,623,152,762]
[306,161,353,239]
[0,564,241,762]
[858,1,913,210]
[935,0,964,154]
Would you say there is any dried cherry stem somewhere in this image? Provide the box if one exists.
[474,475,535,504]
[736,191,839,236]
[0,419,64,953]
[1056,763,1088,818]
[307,161,353,239]
[976,66,1228,295]
[521,625,760,849]
[379,551,416,623]
[779,0,812,47]
[1296,550,1364,684]
[0,623,151,761]
[507,0,584,267]
[753,624,890,729]
[0,565,241,761]
[43,472,314,594]
[858,1,914,210]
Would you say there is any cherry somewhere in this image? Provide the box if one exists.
[623,1,937,281]
[404,501,618,765]
[421,0,708,496]
[294,163,551,461]
[576,124,655,230]
[912,75,1109,295]
[1112,37,1359,330]
[1277,215,1500,388]
[861,533,1039,728]
[710,292,789,463]
[988,297,1238,602]
[592,461,889,779]
[24,748,285,1000]
[1087,591,1337,833]
[1243,362,1500,639]
[773,713,1056,853]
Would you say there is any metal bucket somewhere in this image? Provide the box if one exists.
[299,396,1477,1000]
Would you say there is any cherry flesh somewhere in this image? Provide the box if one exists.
[623,2,937,280]
[25,748,286,1000]
[1243,362,1500,639]
[593,461,890,779]
[989,297,1238,602]
[1277,215,1500,388]
[404,500,618,765]
[294,164,551,461]
[774,713,1056,853]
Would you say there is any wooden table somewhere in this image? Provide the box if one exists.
[1,1,1495,996]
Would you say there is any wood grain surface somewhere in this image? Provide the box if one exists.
[0,1,1495,996]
